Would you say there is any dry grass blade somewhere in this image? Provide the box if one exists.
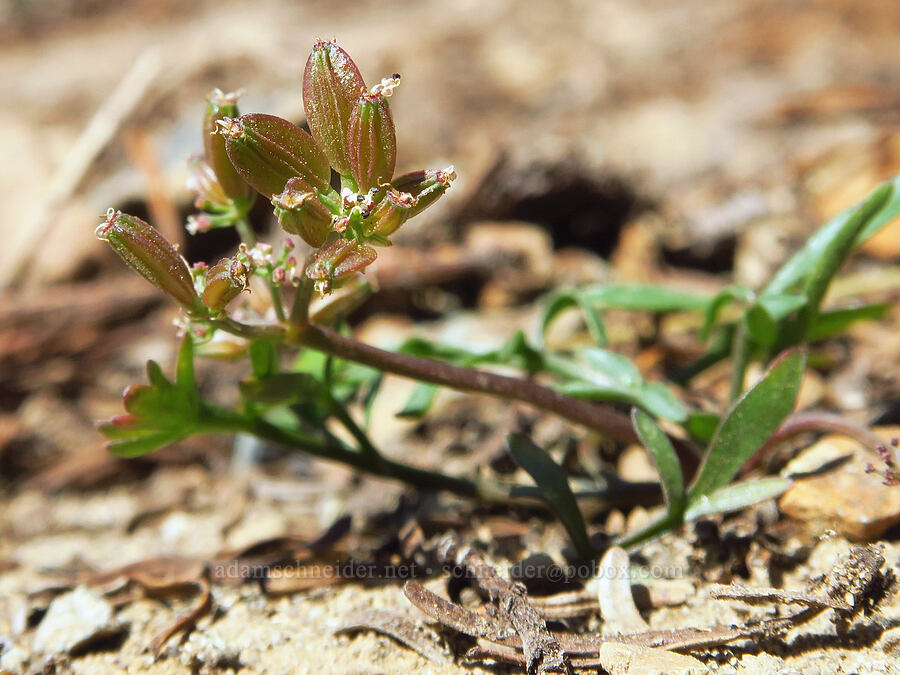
[335,608,454,666]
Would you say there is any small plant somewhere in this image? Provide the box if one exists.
[97,40,900,557]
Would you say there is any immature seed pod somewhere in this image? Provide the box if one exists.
[303,40,367,177]
[306,238,377,294]
[203,89,253,207]
[349,81,398,192]
[187,155,229,210]
[391,166,456,219]
[96,209,204,314]
[202,257,250,311]
[365,186,416,241]
[218,113,331,197]
[271,178,334,248]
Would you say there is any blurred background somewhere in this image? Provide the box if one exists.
[2,0,900,669]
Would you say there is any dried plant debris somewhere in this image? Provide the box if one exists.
[401,541,894,672]
[711,544,892,619]
[435,536,570,673]
[335,608,453,666]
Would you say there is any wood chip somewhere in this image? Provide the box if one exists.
[596,546,649,635]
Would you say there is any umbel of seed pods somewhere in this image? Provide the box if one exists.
[97,40,456,313]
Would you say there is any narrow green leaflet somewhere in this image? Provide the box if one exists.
[631,409,685,518]
[685,411,720,444]
[102,336,248,457]
[807,303,890,342]
[684,477,793,521]
[745,293,807,346]
[548,348,687,422]
[687,349,806,501]
[239,373,320,405]
[507,433,594,560]
[541,284,711,345]
[540,289,608,345]
[763,180,896,296]
[397,382,440,419]
[249,339,279,378]
[786,184,892,345]
[700,284,752,341]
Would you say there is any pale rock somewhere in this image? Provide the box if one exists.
[779,429,900,541]
[32,586,122,655]
[598,641,704,674]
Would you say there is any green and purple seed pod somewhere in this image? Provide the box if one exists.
[271,178,334,248]
[349,80,398,192]
[391,166,456,219]
[96,209,204,315]
[306,237,377,294]
[218,113,331,198]
[202,257,250,311]
[203,89,254,208]
[303,40,367,178]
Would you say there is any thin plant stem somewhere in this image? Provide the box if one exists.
[729,319,751,402]
[323,356,382,462]
[296,323,640,443]
[289,273,314,326]
[234,215,286,322]
[739,410,889,477]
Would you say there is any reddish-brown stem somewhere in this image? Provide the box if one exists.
[739,410,888,477]
[297,324,640,443]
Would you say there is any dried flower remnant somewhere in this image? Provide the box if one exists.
[96,209,204,315]
[864,438,899,486]
[187,155,230,210]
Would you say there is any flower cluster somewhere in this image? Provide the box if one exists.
[98,40,456,317]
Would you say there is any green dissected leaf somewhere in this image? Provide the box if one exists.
[685,411,720,444]
[688,349,806,502]
[239,372,320,405]
[745,293,807,346]
[101,335,247,458]
[549,348,687,422]
[106,431,184,458]
[541,284,711,345]
[700,284,752,341]
[507,433,594,560]
[397,382,440,419]
[807,303,890,342]
[146,360,169,389]
[631,409,685,519]
[683,477,793,521]
[249,339,279,378]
